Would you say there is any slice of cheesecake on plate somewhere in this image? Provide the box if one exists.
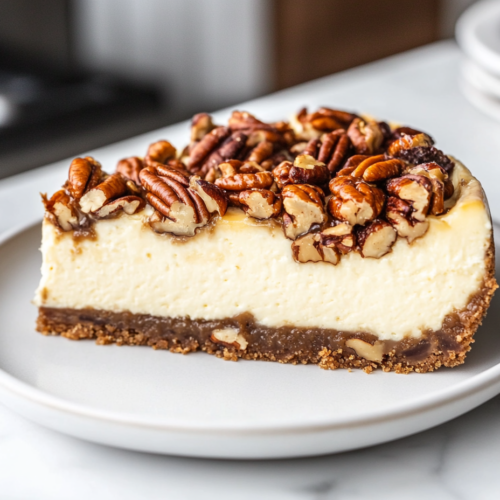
[34,108,497,373]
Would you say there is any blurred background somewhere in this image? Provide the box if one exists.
[0,0,479,179]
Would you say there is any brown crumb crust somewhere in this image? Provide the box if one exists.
[36,239,497,374]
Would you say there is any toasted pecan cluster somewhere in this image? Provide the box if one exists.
[43,107,456,260]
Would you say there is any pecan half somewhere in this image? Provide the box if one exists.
[408,162,452,215]
[116,157,143,185]
[328,177,385,226]
[200,131,247,174]
[189,176,228,215]
[215,171,273,191]
[318,130,351,173]
[387,132,434,157]
[290,154,330,185]
[140,164,211,236]
[386,196,429,242]
[68,157,103,200]
[272,161,292,189]
[357,219,397,258]
[386,174,433,221]
[347,118,384,155]
[146,140,177,164]
[247,140,274,163]
[188,126,230,173]
[42,190,78,231]
[239,189,282,219]
[282,184,327,240]
[93,195,145,219]
[351,155,404,182]
[79,173,127,213]
[228,110,275,133]
[319,222,355,255]
[190,113,215,142]
[291,232,339,265]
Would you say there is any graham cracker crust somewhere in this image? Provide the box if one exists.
[36,238,497,374]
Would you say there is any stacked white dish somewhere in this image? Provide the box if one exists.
[456,0,500,120]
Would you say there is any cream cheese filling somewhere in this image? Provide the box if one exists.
[34,161,492,341]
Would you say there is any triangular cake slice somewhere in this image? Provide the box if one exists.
[34,108,497,373]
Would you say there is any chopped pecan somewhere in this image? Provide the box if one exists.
[291,232,339,265]
[188,126,230,173]
[319,222,355,255]
[68,157,103,200]
[146,140,177,164]
[189,176,228,215]
[328,176,385,226]
[42,190,78,231]
[210,328,248,350]
[190,113,215,142]
[357,220,397,258]
[215,171,273,191]
[239,189,282,219]
[351,155,404,182]
[116,157,143,185]
[290,154,330,185]
[282,184,327,240]
[93,196,145,219]
[386,196,429,242]
[347,118,384,155]
[386,174,433,221]
[387,132,434,157]
[79,173,127,213]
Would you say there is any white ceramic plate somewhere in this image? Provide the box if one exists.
[0,222,500,459]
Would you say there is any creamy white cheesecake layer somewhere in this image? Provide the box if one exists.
[34,161,492,341]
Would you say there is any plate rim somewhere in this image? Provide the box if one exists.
[1,220,500,436]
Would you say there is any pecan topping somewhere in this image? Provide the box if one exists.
[189,176,228,215]
[247,140,274,164]
[42,190,78,231]
[68,157,103,200]
[386,174,433,221]
[282,184,327,240]
[289,154,330,185]
[93,196,145,219]
[386,196,429,242]
[357,219,397,258]
[188,126,230,173]
[408,162,453,215]
[318,130,351,173]
[319,222,355,255]
[239,189,282,219]
[328,176,385,226]
[79,173,127,213]
[116,157,143,185]
[272,162,292,189]
[351,155,404,182]
[291,232,339,265]
[190,113,215,142]
[387,132,434,157]
[141,166,210,236]
[347,118,384,155]
[215,171,273,191]
[146,140,177,164]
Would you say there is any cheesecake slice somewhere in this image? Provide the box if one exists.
[35,108,497,373]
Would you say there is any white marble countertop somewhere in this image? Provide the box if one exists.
[1,40,500,499]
